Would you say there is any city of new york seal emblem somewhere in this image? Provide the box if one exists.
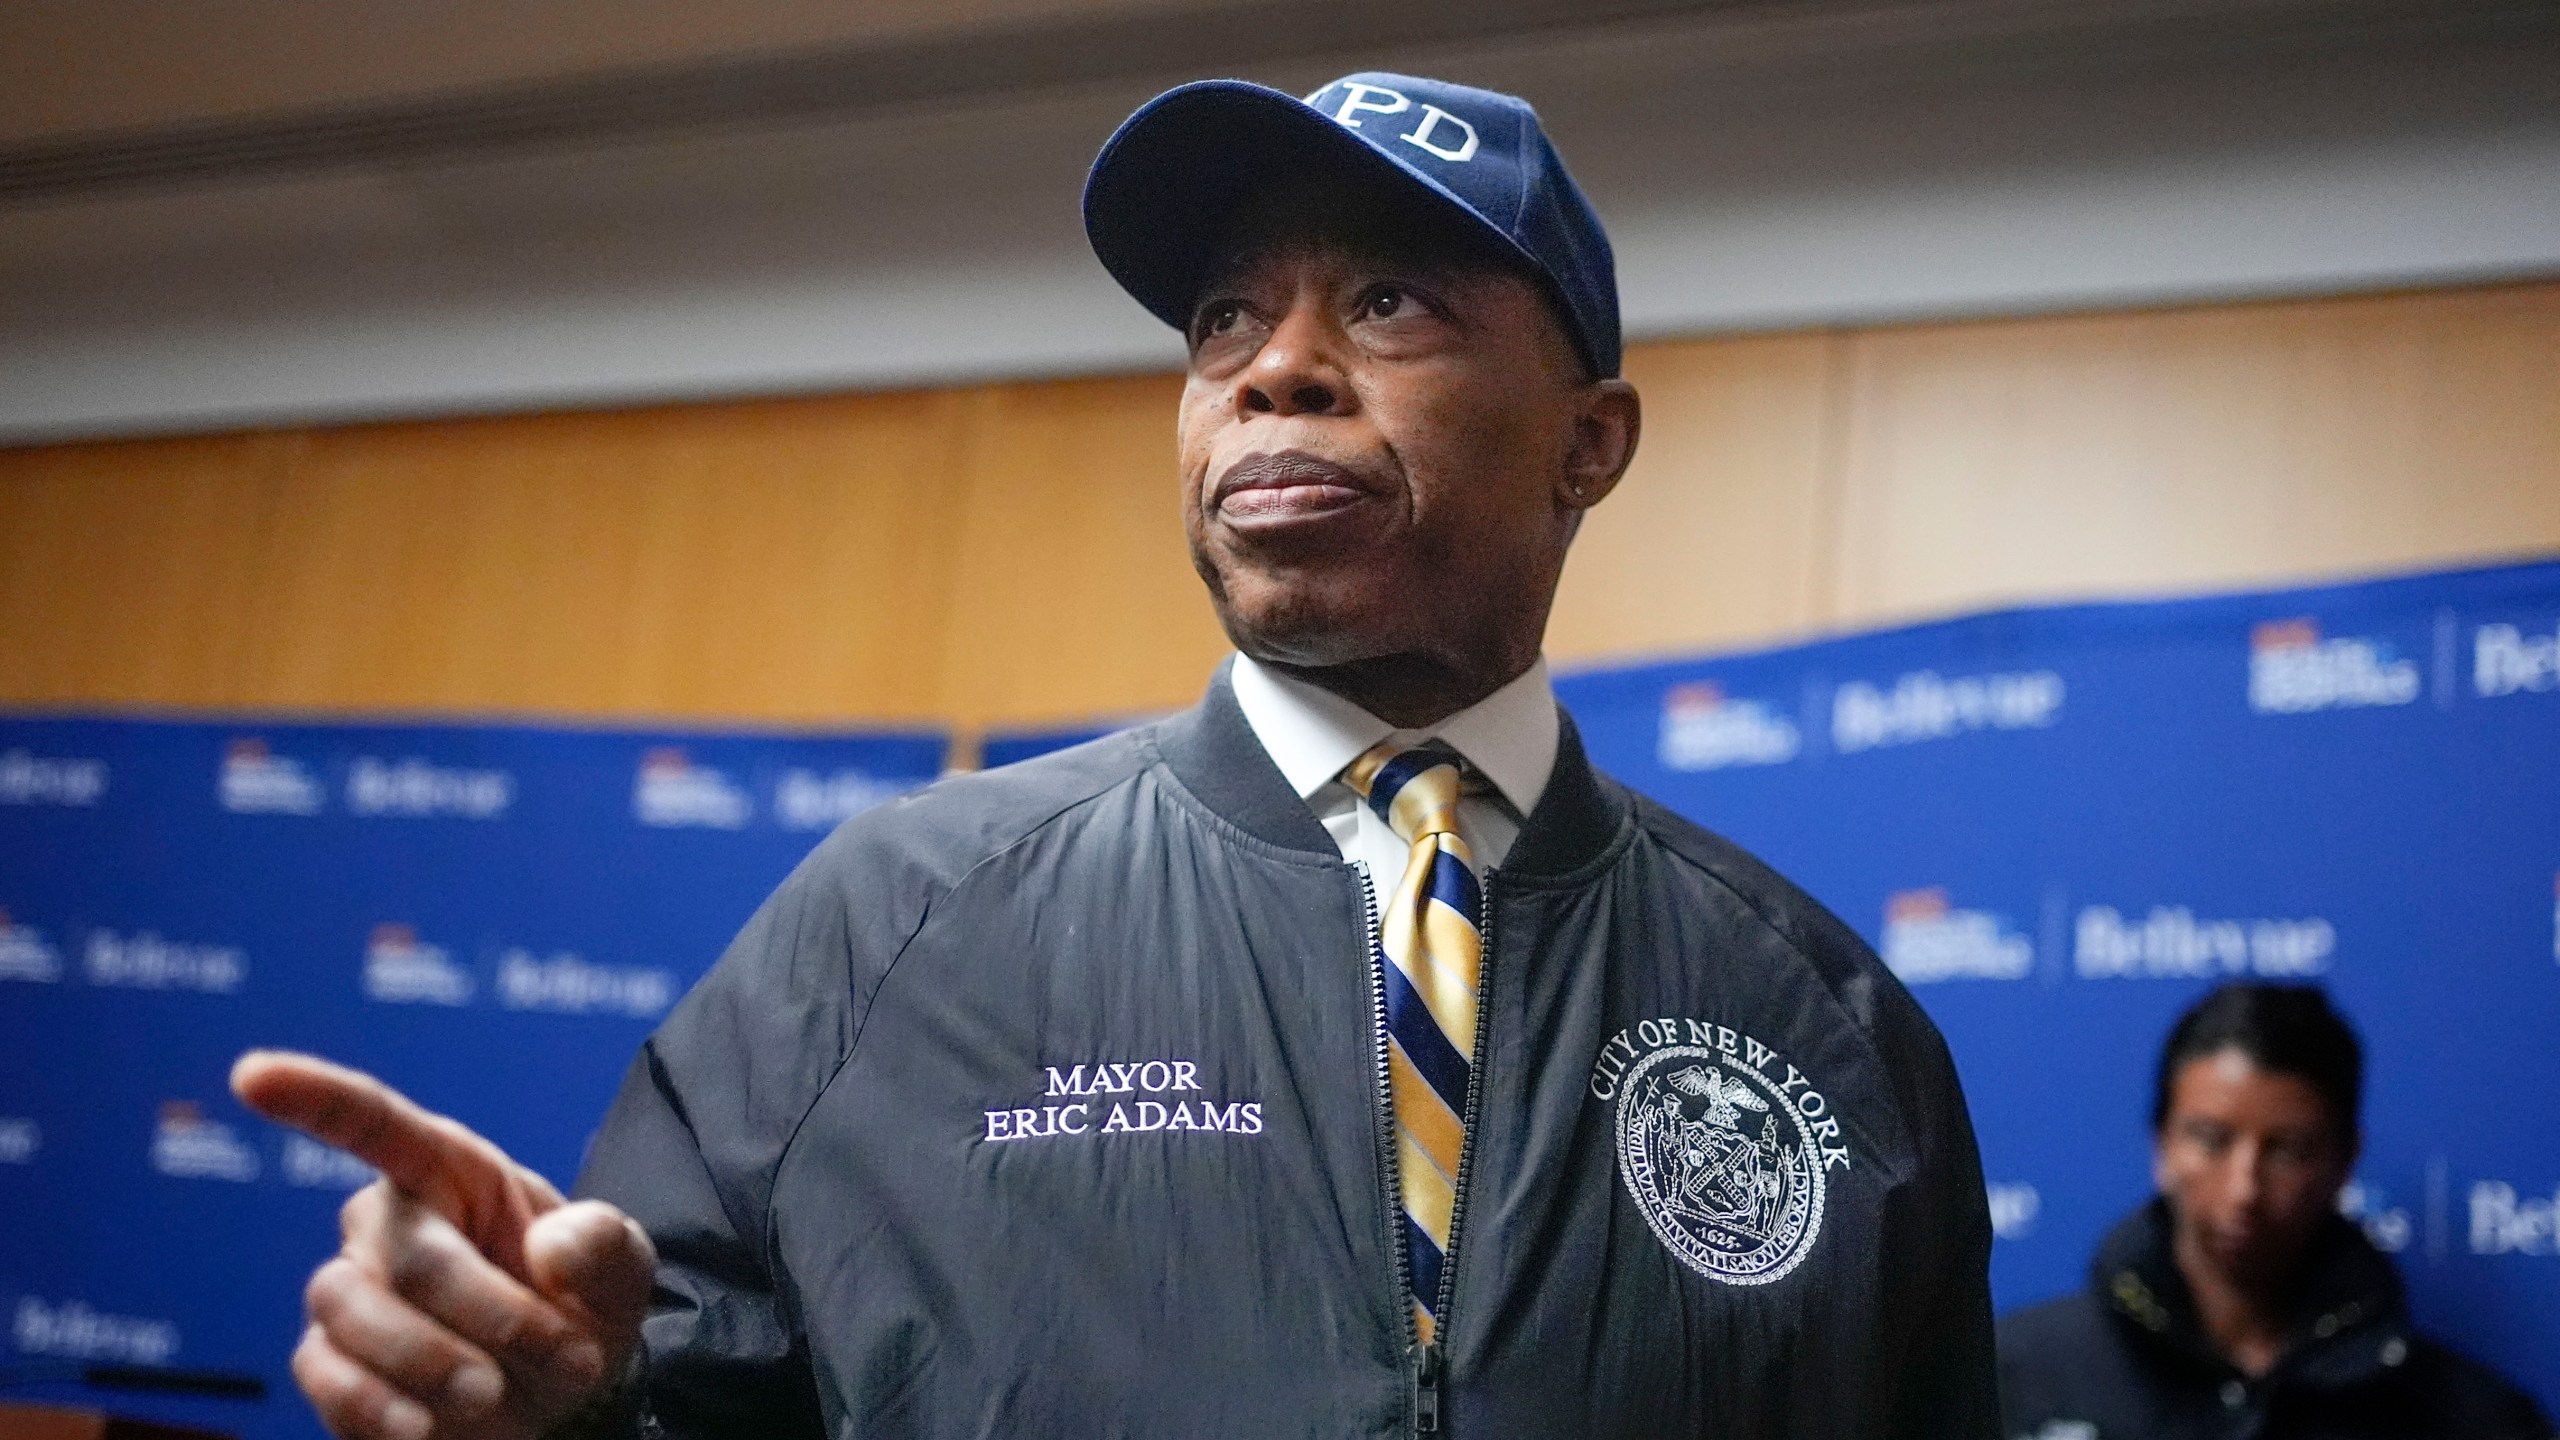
[1592,1020,1845,1286]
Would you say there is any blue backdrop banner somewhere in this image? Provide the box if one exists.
[7,557,2556,1433]
[1552,558,2560,1412]
[978,723,1128,771]
[0,714,946,1437]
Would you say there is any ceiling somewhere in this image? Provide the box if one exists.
[0,0,1201,139]
[7,0,2549,201]
[4,0,2553,441]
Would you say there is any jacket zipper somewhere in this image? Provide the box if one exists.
[1355,865,1426,1428]
[1361,862,1501,1436]
[1420,868,1498,1434]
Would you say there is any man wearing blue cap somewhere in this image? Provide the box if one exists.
[239,73,1998,1440]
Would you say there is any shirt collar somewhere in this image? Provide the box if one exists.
[1229,652,1558,818]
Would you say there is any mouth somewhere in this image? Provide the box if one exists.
[2204,1221,2259,1253]
[1211,450,1387,532]
[2198,1217,2282,1271]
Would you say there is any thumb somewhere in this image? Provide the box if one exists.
[524,1200,656,1341]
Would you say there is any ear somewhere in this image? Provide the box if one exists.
[1558,378,1641,512]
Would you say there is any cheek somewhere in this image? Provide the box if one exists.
[1174,394,1220,517]
[2156,1144,2220,1203]
[2154,1148,2191,1196]
[1379,378,1555,523]
[2266,1162,2344,1218]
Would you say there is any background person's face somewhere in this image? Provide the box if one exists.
[1174,219,1592,680]
[2153,1048,2356,1289]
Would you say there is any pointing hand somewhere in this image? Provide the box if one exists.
[231,1051,654,1440]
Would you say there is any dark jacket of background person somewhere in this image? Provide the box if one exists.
[575,677,2000,1438]
[1999,1199,2555,1440]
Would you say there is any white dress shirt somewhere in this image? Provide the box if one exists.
[1228,652,1558,886]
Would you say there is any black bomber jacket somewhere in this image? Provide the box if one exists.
[1997,1199,2556,1440]
[577,670,2000,1439]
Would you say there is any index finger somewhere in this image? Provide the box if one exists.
[230,1050,507,1218]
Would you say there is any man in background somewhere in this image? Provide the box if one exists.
[238,71,1999,1439]
[1999,982,2554,1439]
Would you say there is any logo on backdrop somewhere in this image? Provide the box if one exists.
[1657,682,1802,772]
[1879,888,2033,983]
[218,737,325,815]
[495,948,675,1018]
[2468,1181,2558,1257]
[1591,1018,1845,1286]
[362,923,473,1006]
[361,928,677,1016]
[2474,618,2560,698]
[85,929,246,993]
[0,1118,38,1165]
[12,1297,178,1365]
[774,768,915,831]
[2339,1178,2413,1253]
[282,1134,377,1190]
[2073,905,2333,979]
[149,1102,259,1183]
[2246,618,2419,714]
[0,911,64,984]
[633,748,752,829]
[346,756,514,819]
[0,749,108,807]
[1831,668,2064,753]
[1987,1182,2041,1241]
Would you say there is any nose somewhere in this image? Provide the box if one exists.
[1239,297,1351,419]
[2227,1140,2265,1210]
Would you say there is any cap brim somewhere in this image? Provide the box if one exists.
[1083,79,1539,339]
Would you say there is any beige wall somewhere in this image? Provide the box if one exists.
[1557,282,2560,664]
[4,281,2556,733]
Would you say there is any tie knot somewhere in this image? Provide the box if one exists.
[1341,741,1484,844]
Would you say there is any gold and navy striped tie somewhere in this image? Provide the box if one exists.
[1342,741,1485,1345]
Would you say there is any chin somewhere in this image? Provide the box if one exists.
[1205,564,1409,668]
[2209,1230,2303,1283]
[1225,608,1399,670]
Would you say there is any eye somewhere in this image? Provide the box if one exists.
[1191,299,1246,344]
[1358,282,1412,320]
[2181,1120,2234,1154]
[2265,1132,2330,1167]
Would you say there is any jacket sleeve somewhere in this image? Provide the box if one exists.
[571,816,937,1440]
[1639,797,2007,1438]
[1877,991,2003,1440]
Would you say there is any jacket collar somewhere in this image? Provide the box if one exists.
[2092,1197,2411,1389]
[1153,660,1626,878]
[1227,652,1558,822]
[1503,708,1624,880]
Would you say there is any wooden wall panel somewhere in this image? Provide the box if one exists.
[0,431,295,709]
[257,391,979,721]
[1547,332,1839,665]
[936,373,1228,728]
[0,392,979,723]
[1829,284,2560,628]
[3,281,2555,730]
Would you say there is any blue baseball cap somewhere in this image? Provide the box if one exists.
[1083,72,1622,379]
